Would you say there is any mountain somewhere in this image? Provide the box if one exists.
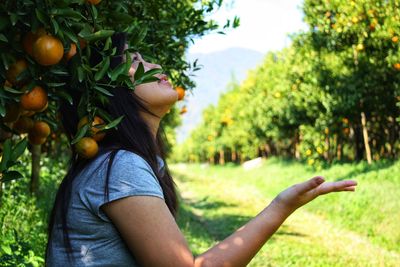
[175,47,264,143]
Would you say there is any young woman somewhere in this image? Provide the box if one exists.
[46,34,357,266]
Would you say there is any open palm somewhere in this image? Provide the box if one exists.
[275,176,358,212]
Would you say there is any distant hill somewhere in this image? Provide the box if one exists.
[175,47,264,143]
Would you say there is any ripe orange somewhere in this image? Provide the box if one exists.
[87,0,101,5]
[33,35,64,66]
[394,63,400,70]
[20,109,36,117]
[75,137,99,159]
[369,23,376,31]
[22,28,47,57]
[77,116,106,141]
[175,86,185,101]
[13,116,34,133]
[64,43,77,61]
[78,38,87,49]
[28,133,47,145]
[180,106,187,115]
[6,59,28,86]
[392,36,399,43]
[37,101,48,113]
[3,103,21,123]
[20,86,48,111]
[30,121,51,137]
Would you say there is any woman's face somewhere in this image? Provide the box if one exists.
[128,52,178,117]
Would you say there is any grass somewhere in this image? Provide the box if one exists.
[172,158,400,266]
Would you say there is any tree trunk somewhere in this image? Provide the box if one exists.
[30,144,41,196]
[294,131,300,160]
[324,134,330,162]
[361,112,372,164]
[335,134,343,161]
[231,150,237,163]
[219,149,225,165]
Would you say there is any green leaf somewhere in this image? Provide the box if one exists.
[50,8,84,20]
[35,8,48,25]
[134,62,145,81]
[63,27,78,43]
[1,170,24,183]
[10,13,18,26]
[1,244,12,255]
[93,85,113,97]
[110,62,127,81]
[80,30,115,42]
[46,82,66,87]
[0,102,5,117]
[71,124,89,145]
[0,139,12,172]
[95,57,110,81]
[77,66,84,82]
[0,34,7,42]
[10,138,28,162]
[96,108,113,123]
[103,116,124,130]
[55,91,73,105]
[135,76,159,85]
[51,19,60,35]
[3,86,23,94]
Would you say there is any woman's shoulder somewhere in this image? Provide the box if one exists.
[95,148,164,171]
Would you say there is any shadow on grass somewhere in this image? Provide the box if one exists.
[326,159,397,181]
[178,195,306,242]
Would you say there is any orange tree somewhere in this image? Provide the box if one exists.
[177,0,400,166]
[0,0,239,194]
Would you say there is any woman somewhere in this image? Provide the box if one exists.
[46,33,357,266]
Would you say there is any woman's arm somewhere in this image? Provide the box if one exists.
[102,177,357,267]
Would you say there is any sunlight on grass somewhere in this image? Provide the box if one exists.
[172,159,400,266]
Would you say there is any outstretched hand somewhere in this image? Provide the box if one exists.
[274,176,357,213]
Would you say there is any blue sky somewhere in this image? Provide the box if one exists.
[188,0,308,54]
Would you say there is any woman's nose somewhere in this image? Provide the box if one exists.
[145,62,161,70]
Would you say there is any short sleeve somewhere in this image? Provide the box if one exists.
[80,150,165,222]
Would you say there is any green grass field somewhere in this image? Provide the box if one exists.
[171,158,400,267]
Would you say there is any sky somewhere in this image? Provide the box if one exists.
[188,0,308,54]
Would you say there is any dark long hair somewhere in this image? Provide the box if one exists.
[45,33,178,265]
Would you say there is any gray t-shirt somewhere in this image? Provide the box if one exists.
[46,150,165,266]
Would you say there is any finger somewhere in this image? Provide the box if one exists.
[296,176,325,194]
[341,186,356,191]
[318,180,357,195]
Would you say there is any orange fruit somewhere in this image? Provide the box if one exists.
[64,43,77,61]
[6,59,28,86]
[20,109,36,117]
[394,63,400,70]
[28,133,47,145]
[13,116,34,133]
[175,86,185,101]
[33,35,64,66]
[3,103,21,123]
[87,0,101,4]
[77,116,106,141]
[78,38,87,49]
[75,137,99,159]
[37,101,48,113]
[180,106,187,115]
[22,28,47,57]
[20,86,48,111]
[392,36,399,43]
[30,121,51,138]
